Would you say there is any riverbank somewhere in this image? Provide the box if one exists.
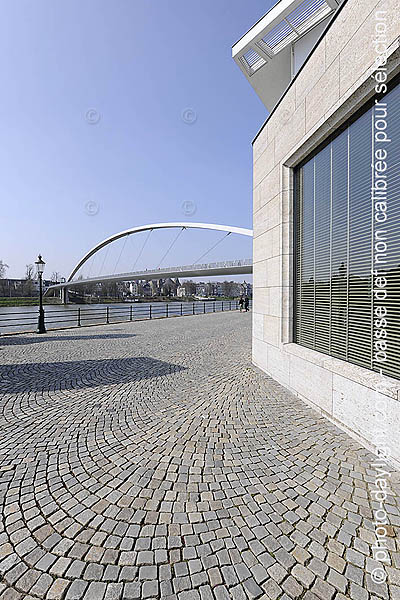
[0,296,242,307]
[0,297,61,307]
[0,299,247,334]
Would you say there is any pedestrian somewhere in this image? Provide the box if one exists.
[239,296,244,312]
[244,296,249,312]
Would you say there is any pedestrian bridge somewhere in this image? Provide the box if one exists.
[45,222,253,298]
[47,259,252,291]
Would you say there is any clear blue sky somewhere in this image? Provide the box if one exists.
[1,0,273,279]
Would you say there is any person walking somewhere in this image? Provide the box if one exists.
[239,296,244,312]
[244,296,250,312]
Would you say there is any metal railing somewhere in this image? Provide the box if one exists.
[0,300,253,335]
[67,259,253,285]
[59,258,253,290]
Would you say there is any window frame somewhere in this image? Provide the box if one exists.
[293,75,400,378]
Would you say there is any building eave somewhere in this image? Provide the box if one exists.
[251,0,349,145]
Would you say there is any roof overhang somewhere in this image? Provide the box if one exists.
[232,0,341,111]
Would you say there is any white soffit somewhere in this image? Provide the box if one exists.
[233,0,341,110]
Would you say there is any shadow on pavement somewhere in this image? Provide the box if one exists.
[0,333,138,346]
[0,356,185,392]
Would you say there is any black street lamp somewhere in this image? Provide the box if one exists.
[35,254,46,334]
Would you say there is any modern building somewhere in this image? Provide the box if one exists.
[234,0,400,467]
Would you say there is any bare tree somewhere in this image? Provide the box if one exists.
[183,281,196,297]
[0,260,9,279]
[23,264,36,297]
[0,261,10,296]
[221,281,235,298]
[25,264,35,280]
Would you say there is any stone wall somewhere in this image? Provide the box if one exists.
[252,0,400,468]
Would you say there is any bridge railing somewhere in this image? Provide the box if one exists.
[0,299,253,335]
[67,259,253,284]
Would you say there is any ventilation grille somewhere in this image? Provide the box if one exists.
[239,0,335,75]
[240,48,267,76]
[288,0,332,34]
[258,19,298,54]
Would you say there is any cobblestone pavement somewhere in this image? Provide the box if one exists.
[0,311,399,600]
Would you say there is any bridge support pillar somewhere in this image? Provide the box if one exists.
[62,288,69,304]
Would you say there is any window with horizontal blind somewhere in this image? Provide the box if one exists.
[294,81,400,380]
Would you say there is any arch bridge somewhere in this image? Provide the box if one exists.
[46,222,253,301]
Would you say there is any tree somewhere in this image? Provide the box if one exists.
[183,281,196,297]
[0,260,9,279]
[221,281,235,298]
[0,261,9,296]
[25,264,35,280]
[23,264,36,297]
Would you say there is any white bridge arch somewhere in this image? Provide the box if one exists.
[66,222,253,283]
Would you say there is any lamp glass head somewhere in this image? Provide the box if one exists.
[35,254,45,275]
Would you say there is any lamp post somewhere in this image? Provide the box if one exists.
[35,254,46,334]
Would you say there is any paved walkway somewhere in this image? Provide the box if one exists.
[0,312,399,600]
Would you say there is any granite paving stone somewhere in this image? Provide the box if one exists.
[0,312,399,598]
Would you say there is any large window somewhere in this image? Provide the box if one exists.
[294,81,400,380]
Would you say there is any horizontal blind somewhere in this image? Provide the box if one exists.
[330,129,348,359]
[296,161,315,349]
[294,81,400,381]
[314,145,331,355]
[379,84,400,379]
[347,110,372,369]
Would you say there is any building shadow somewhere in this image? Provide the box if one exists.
[0,356,185,393]
[0,333,138,346]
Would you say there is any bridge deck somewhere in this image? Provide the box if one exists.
[48,259,253,291]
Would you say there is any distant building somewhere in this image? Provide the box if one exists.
[161,278,178,297]
[129,281,140,296]
[215,283,223,297]
[150,280,160,296]
[0,278,55,297]
[124,278,252,300]
[195,283,207,297]
[141,282,152,297]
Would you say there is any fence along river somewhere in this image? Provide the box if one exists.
[0,300,251,335]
